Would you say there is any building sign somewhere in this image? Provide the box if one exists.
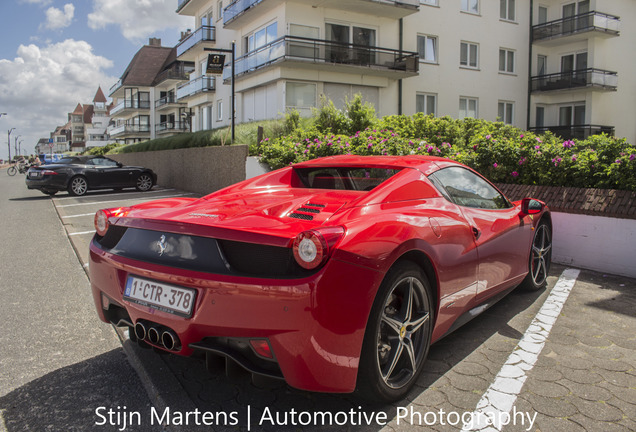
[206,54,226,75]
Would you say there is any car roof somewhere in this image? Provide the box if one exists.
[293,155,458,175]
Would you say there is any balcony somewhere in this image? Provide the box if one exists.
[223,0,419,28]
[177,76,216,101]
[529,125,614,140]
[155,94,185,111]
[109,78,123,97]
[531,69,617,93]
[156,121,190,135]
[110,100,151,116]
[222,36,419,82]
[108,124,151,138]
[176,0,209,16]
[154,62,194,86]
[533,12,620,44]
[176,26,216,60]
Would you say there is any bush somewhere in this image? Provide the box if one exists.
[260,113,636,191]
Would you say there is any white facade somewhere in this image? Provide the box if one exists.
[174,0,634,143]
[85,101,115,148]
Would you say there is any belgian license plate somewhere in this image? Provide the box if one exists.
[29,172,41,178]
[124,276,196,317]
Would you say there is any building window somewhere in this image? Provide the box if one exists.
[217,1,223,21]
[217,100,223,121]
[461,0,479,14]
[420,0,438,5]
[459,97,478,119]
[500,0,515,21]
[559,104,585,126]
[499,49,515,73]
[416,93,437,116]
[286,82,316,110]
[417,35,438,63]
[460,42,479,68]
[538,6,548,24]
[498,101,514,124]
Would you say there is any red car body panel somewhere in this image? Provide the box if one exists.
[89,155,548,393]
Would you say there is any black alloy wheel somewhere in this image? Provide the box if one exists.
[521,221,552,291]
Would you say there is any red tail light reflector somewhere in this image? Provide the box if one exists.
[249,339,274,359]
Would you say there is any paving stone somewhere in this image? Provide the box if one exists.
[443,386,482,411]
[560,380,612,402]
[567,397,624,422]
[526,415,586,432]
[594,368,636,388]
[518,394,578,418]
[568,414,631,432]
[556,355,594,370]
[576,335,614,348]
[530,365,563,382]
[448,373,490,393]
[452,361,491,377]
[597,381,636,405]
[560,368,603,385]
[590,358,633,372]
[525,380,570,398]
[612,338,636,351]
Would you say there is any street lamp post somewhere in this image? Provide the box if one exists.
[14,135,21,158]
[18,140,24,156]
[7,128,15,161]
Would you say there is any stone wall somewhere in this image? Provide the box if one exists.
[108,145,248,196]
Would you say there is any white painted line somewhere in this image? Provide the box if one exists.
[61,213,95,218]
[56,193,195,208]
[69,230,96,236]
[53,188,176,201]
[461,268,580,432]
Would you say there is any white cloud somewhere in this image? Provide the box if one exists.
[42,3,75,30]
[0,40,117,159]
[88,0,192,42]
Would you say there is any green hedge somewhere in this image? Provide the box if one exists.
[258,112,636,191]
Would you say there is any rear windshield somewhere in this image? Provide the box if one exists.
[295,167,401,191]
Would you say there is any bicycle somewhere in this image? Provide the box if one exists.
[7,161,29,176]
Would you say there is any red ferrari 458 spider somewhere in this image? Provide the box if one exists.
[89,155,551,402]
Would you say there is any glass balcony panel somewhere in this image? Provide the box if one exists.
[177,76,216,100]
[176,26,216,57]
[531,68,617,92]
[533,11,620,41]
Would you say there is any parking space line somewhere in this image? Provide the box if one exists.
[461,268,580,431]
[56,193,196,208]
[52,188,176,201]
[69,230,96,236]
[61,213,95,218]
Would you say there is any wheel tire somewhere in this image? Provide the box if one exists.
[357,261,434,402]
[41,189,58,196]
[136,173,153,192]
[68,176,88,196]
[520,221,552,291]
[7,166,16,176]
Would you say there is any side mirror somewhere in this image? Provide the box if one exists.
[117,162,123,168]
[520,198,544,216]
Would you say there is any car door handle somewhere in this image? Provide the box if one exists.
[472,227,481,240]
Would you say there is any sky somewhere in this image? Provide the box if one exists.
[0,0,194,161]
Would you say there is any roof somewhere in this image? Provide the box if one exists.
[71,103,83,115]
[83,104,94,124]
[93,87,107,103]
[118,45,174,87]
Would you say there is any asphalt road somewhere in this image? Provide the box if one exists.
[0,171,156,431]
[2,167,635,432]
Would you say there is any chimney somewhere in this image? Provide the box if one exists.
[148,38,162,47]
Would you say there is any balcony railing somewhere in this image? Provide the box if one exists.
[533,11,620,41]
[155,94,183,109]
[110,100,151,116]
[222,36,418,81]
[109,78,123,96]
[154,62,194,85]
[176,26,216,57]
[529,125,614,140]
[108,124,151,136]
[177,76,216,100]
[224,0,419,25]
[156,121,190,134]
[531,68,617,92]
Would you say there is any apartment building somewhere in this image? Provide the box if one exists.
[108,38,195,144]
[85,87,115,148]
[172,0,634,143]
[529,0,632,141]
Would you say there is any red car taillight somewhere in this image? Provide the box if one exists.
[94,207,130,237]
[41,170,58,175]
[292,227,345,270]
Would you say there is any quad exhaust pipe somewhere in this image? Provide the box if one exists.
[133,321,180,351]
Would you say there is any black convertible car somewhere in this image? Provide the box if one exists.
[26,156,157,196]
